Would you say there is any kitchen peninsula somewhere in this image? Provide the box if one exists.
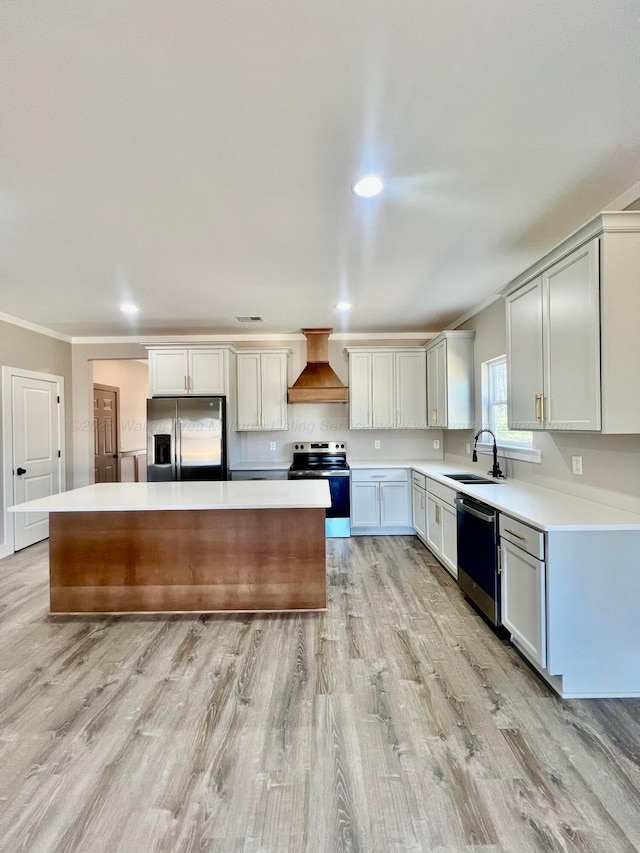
[10,481,331,614]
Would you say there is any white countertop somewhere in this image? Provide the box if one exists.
[9,480,331,513]
[351,460,640,531]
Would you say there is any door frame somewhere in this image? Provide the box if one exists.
[93,383,121,483]
[1,366,66,559]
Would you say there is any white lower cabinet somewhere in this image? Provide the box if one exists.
[350,469,412,534]
[499,515,547,669]
[423,478,458,577]
[411,471,427,542]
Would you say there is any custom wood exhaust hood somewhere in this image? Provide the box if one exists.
[288,328,349,403]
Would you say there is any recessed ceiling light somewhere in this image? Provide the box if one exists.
[352,174,384,198]
[120,302,139,315]
[336,302,352,311]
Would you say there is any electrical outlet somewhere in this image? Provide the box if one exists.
[433,439,440,450]
[269,441,276,451]
[571,455,583,475]
[374,440,381,449]
[465,443,471,455]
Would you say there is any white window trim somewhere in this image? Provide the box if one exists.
[475,442,541,464]
[480,355,541,464]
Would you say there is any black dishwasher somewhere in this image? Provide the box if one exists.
[455,494,500,625]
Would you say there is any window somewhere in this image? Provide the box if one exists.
[482,355,533,448]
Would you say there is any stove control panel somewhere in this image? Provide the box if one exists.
[293,441,346,452]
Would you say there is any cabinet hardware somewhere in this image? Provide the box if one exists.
[372,410,375,425]
[535,394,541,422]
[497,546,503,574]
[504,528,526,541]
[540,395,545,422]
[185,375,189,391]
[432,408,437,424]
[435,504,440,524]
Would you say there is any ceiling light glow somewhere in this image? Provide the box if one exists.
[352,174,384,198]
[336,302,352,311]
[120,302,139,315]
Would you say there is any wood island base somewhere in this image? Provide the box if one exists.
[49,507,327,614]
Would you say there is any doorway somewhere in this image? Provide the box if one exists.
[94,383,120,483]
[1,366,65,555]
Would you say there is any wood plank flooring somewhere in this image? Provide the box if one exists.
[1,536,639,852]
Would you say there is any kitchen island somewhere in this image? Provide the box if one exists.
[10,481,331,614]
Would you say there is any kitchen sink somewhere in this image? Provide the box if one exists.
[442,473,500,485]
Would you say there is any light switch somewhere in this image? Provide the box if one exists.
[571,455,582,475]
[374,440,381,449]
[270,441,276,451]
[433,439,440,450]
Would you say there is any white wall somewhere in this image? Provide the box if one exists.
[92,360,148,452]
[443,299,640,514]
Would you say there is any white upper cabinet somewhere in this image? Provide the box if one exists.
[504,211,640,433]
[347,348,427,429]
[506,241,600,431]
[149,348,228,396]
[425,331,475,429]
[236,350,288,431]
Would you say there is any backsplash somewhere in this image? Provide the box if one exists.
[234,401,444,465]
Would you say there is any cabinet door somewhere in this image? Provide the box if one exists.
[380,481,410,527]
[506,277,544,430]
[500,540,546,667]
[189,350,226,395]
[236,353,261,430]
[412,483,427,540]
[149,350,190,396]
[396,351,427,429]
[260,352,288,430]
[543,240,601,431]
[440,501,458,578]
[351,482,380,527]
[371,352,395,429]
[426,341,447,427]
[426,495,442,556]
[349,352,372,429]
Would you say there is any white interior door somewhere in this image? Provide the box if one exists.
[12,375,61,550]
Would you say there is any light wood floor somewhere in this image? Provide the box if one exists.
[1,537,639,853]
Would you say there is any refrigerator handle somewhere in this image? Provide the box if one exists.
[175,418,182,480]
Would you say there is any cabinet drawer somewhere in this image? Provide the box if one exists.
[499,515,544,559]
[351,468,409,482]
[411,470,426,489]
[426,478,457,508]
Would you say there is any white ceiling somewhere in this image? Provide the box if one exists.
[1,0,639,337]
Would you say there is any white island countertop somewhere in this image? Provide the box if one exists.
[351,460,640,531]
[9,480,331,513]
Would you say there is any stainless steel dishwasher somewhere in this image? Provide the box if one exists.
[455,493,500,625]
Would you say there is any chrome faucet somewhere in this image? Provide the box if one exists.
[472,429,505,479]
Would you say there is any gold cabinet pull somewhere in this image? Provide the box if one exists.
[540,395,545,423]
[504,527,526,542]
[185,375,189,391]
[535,394,541,422]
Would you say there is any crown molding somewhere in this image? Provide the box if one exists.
[448,292,502,330]
[0,311,72,343]
[71,330,439,345]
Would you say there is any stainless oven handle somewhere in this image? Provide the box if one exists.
[455,498,495,524]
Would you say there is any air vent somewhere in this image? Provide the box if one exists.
[236,315,264,323]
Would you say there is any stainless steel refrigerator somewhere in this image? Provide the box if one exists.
[147,397,227,481]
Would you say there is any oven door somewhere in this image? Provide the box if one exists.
[288,471,351,538]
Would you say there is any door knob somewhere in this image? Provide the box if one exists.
[112,454,118,459]
[16,467,27,475]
